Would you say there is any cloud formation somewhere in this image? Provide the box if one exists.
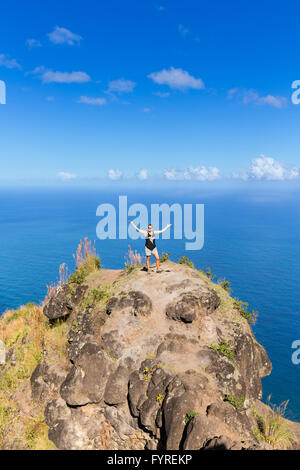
[164,166,220,181]
[154,91,171,98]
[78,96,106,105]
[178,25,189,37]
[235,155,299,181]
[137,169,148,180]
[26,39,42,49]
[228,88,287,108]
[58,172,77,180]
[107,79,136,94]
[48,27,82,45]
[108,169,123,180]
[0,54,21,69]
[148,67,204,91]
[30,67,91,83]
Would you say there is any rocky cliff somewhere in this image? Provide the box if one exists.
[0,260,299,450]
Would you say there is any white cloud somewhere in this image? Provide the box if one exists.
[108,169,123,180]
[31,67,91,83]
[148,67,204,91]
[58,172,77,181]
[227,88,238,99]
[43,70,90,83]
[236,155,299,181]
[107,78,136,94]
[48,27,82,45]
[46,96,55,101]
[143,107,151,113]
[164,166,220,181]
[137,169,148,180]
[243,90,286,108]
[78,96,106,105]
[154,5,166,11]
[154,91,171,98]
[229,88,287,108]
[178,25,189,36]
[0,54,21,69]
[26,39,42,49]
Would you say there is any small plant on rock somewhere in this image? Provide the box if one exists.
[204,267,216,280]
[185,411,198,424]
[210,340,235,362]
[218,278,232,293]
[124,245,145,271]
[156,394,165,404]
[177,256,194,268]
[69,238,101,285]
[161,252,170,263]
[233,298,257,325]
[224,394,245,410]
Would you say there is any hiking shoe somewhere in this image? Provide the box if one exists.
[141,266,148,272]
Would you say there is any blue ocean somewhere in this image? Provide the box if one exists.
[0,186,299,421]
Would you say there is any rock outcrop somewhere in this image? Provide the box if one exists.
[25,260,277,450]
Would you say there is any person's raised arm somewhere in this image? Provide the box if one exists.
[154,224,172,234]
[130,221,147,235]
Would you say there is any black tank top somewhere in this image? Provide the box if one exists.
[145,232,156,250]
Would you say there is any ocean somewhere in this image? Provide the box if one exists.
[0,186,299,421]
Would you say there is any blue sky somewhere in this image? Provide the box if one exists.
[0,0,300,187]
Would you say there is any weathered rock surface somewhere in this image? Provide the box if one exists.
[34,260,275,450]
[0,340,5,365]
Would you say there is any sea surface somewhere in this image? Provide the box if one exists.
[0,186,299,420]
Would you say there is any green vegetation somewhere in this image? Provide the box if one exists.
[106,350,117,362]
[224,394,245,410]
[177,256,194,268]
[0,303,68,449]
[252,401,295,449]
[69,238,101,285]
[218,278,232,293]
[203,267,216,280]
[80,286,111,310]
[69,256,101,285]
[72,319,79,332]
[233,298,257,324]
[161,252,170,263]
[185,411,198,424]
[210,340,235,361]
[143,364,162,382]
[156,394,165,404]
[124,264,137,273]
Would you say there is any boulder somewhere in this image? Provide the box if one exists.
[60,341,113,406]
[43,284,73,320]
[107,290,152,317]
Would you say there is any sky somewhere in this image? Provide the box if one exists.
[0,0,300,187]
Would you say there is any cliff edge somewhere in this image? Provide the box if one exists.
[1,260,299,450]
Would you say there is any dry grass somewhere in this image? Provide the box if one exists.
[253,399,296,449]
[124,245,145,269]
[0,303,68,449]
[69,238,101,284]
[43,263,69,305]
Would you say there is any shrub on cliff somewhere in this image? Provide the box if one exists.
[69,238,101,285]
[252,400,296,449]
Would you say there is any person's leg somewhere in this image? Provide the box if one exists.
[146,256,151,270]
[154,253,160,272]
